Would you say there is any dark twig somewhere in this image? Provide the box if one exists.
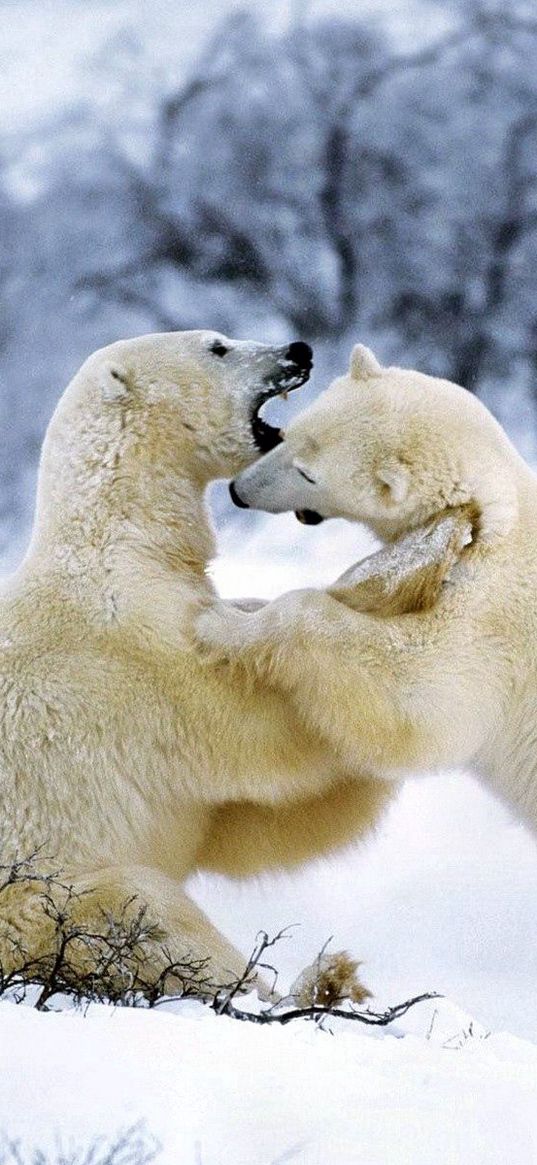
[215,991,441,1027]
[0,1122,160,1165]
[0,856,215,1009]
[212,927,296,1015]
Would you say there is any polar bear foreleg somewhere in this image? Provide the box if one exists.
[196,589,490,775]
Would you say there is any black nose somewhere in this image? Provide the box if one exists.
[229,480,250,509]
[285,341,313,369]
[295,509,325,525]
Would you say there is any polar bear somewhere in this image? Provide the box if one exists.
[3,329,437,998]
[0,330,324,991]
[197,343,537,836]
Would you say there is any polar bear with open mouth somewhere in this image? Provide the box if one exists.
[1,329,342,995]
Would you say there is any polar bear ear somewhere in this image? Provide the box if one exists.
[376,459,410,504]
[350,344,382,381]
[100,362,131,402]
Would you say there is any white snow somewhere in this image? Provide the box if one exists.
[1,995,536,1164]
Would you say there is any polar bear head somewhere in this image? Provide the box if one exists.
[229,344,520,542]
[30,330,313,561]
[50,330,312,482]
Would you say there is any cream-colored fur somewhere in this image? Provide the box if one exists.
[199,508,471,876]
[197,344,537,834]
[2,330,423,995]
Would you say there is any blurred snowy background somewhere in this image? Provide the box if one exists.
[3,0,537,565]
[1,0,537,1047]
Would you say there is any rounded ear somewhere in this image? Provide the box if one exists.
[100,362,131,402]
[350,344,382,381]
[376,458,409,504]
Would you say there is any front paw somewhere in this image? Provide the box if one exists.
[195,602,261,659]
[195,588,329,662]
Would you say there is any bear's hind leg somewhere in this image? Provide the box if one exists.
[0,864,269,1001]
[72,865,270,998]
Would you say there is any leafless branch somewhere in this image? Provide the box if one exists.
[212,927,296,1015]
[0,1123,160,1165]
[212,929,440,1029]
[0,856,213,1008]
[216,990,441,1028]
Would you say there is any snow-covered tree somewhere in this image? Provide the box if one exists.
[2,3,537,561]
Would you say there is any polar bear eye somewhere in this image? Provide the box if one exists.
[210,341,230,357]
[296,466,316,484]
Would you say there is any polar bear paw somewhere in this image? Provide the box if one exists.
[195,601,261,659]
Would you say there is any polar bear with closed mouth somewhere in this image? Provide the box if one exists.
[199,342,537,836]
[4,328,437,999]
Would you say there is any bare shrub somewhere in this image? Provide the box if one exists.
[0,1123,159,1165]
[0,854,214,1009]
[0,856,439,1026]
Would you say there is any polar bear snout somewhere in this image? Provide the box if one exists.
[230,439,326,516]
[262,341,313,393]
[284,341,313,371]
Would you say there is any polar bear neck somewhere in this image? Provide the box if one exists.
[22,386,217,627]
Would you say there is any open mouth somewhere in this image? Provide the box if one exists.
[251,342,313,454]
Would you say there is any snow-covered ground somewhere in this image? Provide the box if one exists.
[1,993,537,1165]
[1,510,536,1162]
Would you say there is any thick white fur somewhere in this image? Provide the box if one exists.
[1,331,397,994]
[198,345,537,834]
